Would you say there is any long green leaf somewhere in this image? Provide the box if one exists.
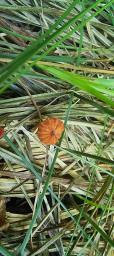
[59,146,114,166]
[0,246,15,256]
[82,211,114,248]
[38,64,114,108]
[72,90,114,117]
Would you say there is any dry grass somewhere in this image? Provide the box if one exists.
[0,0,114,255]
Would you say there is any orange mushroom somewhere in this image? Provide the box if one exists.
[37,117,64,145]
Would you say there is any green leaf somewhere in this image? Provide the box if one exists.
[0,246,15,256]
[81,211,114,248]
[59,147,114,166]
[38,64,114,108]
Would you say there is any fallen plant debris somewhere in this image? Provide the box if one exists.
[0,0,114,255]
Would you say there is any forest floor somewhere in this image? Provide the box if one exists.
[0,1,114,255]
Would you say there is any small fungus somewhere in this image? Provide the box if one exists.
[37,117,64,145]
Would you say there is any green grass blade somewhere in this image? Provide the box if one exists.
[59,147,114,166]
[72,90,114,117]
[82,211,114,248]
[38,64,114,108]
[0,246,15,256]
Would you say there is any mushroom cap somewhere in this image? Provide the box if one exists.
[37,117,64,145]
